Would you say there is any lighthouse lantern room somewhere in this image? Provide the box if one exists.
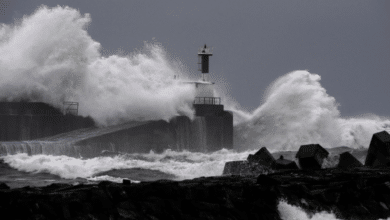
[193,44,222,112]
[198,44,213,81]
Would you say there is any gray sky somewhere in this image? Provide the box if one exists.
[2,0,390,118]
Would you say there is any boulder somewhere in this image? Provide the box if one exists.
[122,179,131,185]
[337,152,362,169]
[296,144,329,169]
[0,182,10,190]
[222,161,271,176]
[365,130,390,167]
[272,155,299,170]
[247,147,275,167]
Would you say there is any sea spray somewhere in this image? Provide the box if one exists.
[278,200,390,220]
[0,149,256,180]
[278,200,341,220]
[3,5,390,154]
[0,5,195,125]
[86,175,139,184]
[232,70,390,151]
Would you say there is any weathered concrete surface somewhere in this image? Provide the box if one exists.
[0,113,94,141]
[225,147,299,175]
[296,144,329,169]
[337,152,362,169]
[0,114,233,157]
[247,147,275,167]
[0,102,233,156]
[365,131,390,167]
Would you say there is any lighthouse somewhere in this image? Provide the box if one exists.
[171,44,233,152]
[198,44,213,81]
[192,44,222,115]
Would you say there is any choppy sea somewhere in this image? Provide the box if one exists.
[1,147,383,220]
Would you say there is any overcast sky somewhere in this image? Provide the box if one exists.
[2,0,390,118]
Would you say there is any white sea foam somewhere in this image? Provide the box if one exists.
[0,149,255,180]
[0,5,195,125]
[232,70,390,151]
[278,200,341,220]
[86,175,139,184]
[321,154,340,169]
[278,200,390,220]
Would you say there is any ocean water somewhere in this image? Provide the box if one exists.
[0,148,255,188]
[278,201,390,220]
[278,200,341,220]
[0,147,377,220]
[0,146,365,189]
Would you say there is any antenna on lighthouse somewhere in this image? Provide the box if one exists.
[198,44,213,81]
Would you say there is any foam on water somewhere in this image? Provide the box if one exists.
[278,200,341,220]
[279,201,390,220]
[0,149,255,180]
[86,175,139,184]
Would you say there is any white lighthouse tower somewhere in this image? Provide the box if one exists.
[193,44,220,105]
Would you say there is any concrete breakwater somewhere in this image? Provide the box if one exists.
[0,102,94,141]
[0,114,233,157]
[223,130,390,176]
[0,100,233,156]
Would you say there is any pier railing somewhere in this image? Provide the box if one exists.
[63,102,79,115]
[193,97,221,105]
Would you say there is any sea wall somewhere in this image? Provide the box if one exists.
[0,102,94,141]
[0,115,94,141]
[0,113,233,157]
[76,114,233,157]
[0,101,233,155]
[171,112,233,152]
[75,120,177,156]
[0,142,82,157]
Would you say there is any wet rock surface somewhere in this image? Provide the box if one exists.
[269,167,390,220]
[222,160,272,176]
[272,155,299,170]
[1,168,390,220]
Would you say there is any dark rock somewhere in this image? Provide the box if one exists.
[338,152,363,169]
[296,144,329,169]
[97,180,114,188]
[0,182,10,190]
[247,146,275,167]
[256,175,280,186]
[0,169,390,219]
[122,179,131,185]
[222,160,272,176]
[365,131,390,167]
[272,155,299,170]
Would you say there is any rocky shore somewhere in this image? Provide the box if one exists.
[0,167,390,220]
[2,130,390,220]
